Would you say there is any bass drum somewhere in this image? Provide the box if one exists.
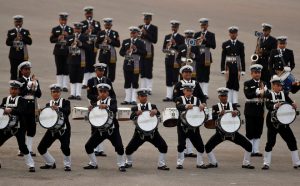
[39,107,65,130]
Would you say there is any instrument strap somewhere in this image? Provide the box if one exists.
[137,102,152,111]
[50,98,63,107]
[270,91,286,103]
[5,96,20,108]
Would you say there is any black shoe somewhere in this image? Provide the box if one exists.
[29,167,35,172]
[76,96,82,100]
[131,101,137,105]
[62,88,68,92]
[0,163,1,168]
[185,153,197,158]
[206,163,218,168]
[293,165,300,169]
[196,164,207,169]
[82,85,88,89]
[95,151,107,157]
[40,163,56,169]
[83,164,98,169]
[251,153,263,157]
[120,101,130,105]
[124,163,132,168]
[262,165,269,170]
[119,166,126,172]
[30,152,36,157]
[68,95,76,100]
[157,165,170,171]
[176,165,183,169]
[18,152,24,157]
[242,164,255,169]
[235,103,241,107]
[64,166,71,171]
[162,97,173,102]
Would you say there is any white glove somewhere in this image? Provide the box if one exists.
[263,85,268,91]
[241,71,245,76]
[284,66,291,72]
[255,88,261,95]
[27,81,33,90]
[221,71,226,74]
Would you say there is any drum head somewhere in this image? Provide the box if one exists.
[277,104,296,125]
[220,113,241,133]
[137,111,158,132]
[185,107,206,127]
[39,107,58,128]
[89,108,108,127]
[0,109,10,129]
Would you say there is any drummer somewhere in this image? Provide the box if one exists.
[0,80,35,172]
[37,84,72,171]
[205,87,254,169]
[124,88,170,171]
[83,83,126,172]
[262,76,300,170]
[175,82,207,169]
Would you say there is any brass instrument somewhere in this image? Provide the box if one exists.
[163,32,176,55]
[13,26,24,51]
[250,54,259,63]
[99,34,111,54]
[87,18,97,44]
[125,42,135,62]
[58,24,67,49]
[181,40,194,65]
[69,33,80,56]
[196,30,205,46]
[252,31,264,64]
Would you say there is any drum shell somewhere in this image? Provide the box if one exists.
[72,106,89,119]
[162,108,178,128]
[117,108,131,121]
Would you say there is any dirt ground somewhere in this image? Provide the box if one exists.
[0,0,300,185]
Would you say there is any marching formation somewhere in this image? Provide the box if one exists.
[1,6,300,173]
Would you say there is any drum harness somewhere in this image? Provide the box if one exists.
[49,98,67,136]
[217,102,236,140]
[136,103,156,140]
[180,96,199,133]
[270,91,287,129]
[3,96,20,135]
[96,98,114,136]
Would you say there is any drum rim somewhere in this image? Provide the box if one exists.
[136,111,158,132]
[38,107,60,129]
[88,107,111,128]
[275,103,297,125]
[0,108,10,129]
[218,112,241,133]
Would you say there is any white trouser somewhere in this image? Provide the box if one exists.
[88,153,97,166]
[199,83,208,96]
[56,75,63,87]
[124,89,131,102]
[117,154,125,167]
[94,143,104,152]
[166,86,173,99]
[177,152,185,166]
[184,138,194,154]
[75,83,82,96]
[145,78,152,92]
[82,73,90,86]
[228,89,233,103]
[63,75,69,88]
[42,151,55,165]
[131,88,137,102]
[243,151,252,166]
[252,138,261,153]
[291,150,300,166]
[24,154,35,168]
[26,136,33,152]
[70,83,76,96]
[207,152,217,165]
[126,154,133,165]
[64,156,71,167]
[263,151,272,166]
[197,152,204,166]
[158,153,167,167]
[140,78,146,89]
[232,90,238,104]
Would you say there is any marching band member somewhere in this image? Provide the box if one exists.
[6,15,32,80]
[119,26,146,105]
[254,23,277,88]
[50,12,74,92]
[83,83,126,172]
[205,87,254,169]
[81,6,101,89]
[87,63,116,156]
[18,61,42,157]
[269,36,295,76]
[124,88,169,170]
[66,22,88,100]
[194,18,216,99]
[262,76,300,170]
[173,65,206,157]
[175,83,206,169]
[162,20,185,102]
[0,81,35,172]
[221,26,245,107]
[96,18,120,82]
[244,64,267,156]
[37,84,72,171]
[139,12,158,93]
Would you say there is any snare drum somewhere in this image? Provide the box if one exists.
[271,103,296,125]
[39,107,65,130]
[181,107,207,128]
[217,112,241,133]
[0,108,19,130]
[135,111,159,134]
[72,106,89,119]
[162,108,178,127]
[117,108,131,121]
[88,107,113,129]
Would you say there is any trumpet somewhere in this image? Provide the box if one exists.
[58,24,67,49]
[196,30,205,46]
[163,33,176,55]
[100,34,111,53]
[69,33,80,56]
[125,42,135,62]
